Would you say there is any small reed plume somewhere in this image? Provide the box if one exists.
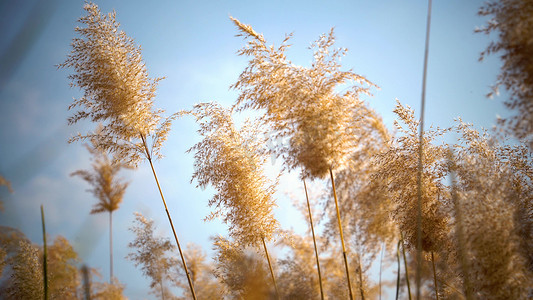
[71,137,130,282]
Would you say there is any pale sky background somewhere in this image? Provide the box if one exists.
[0,0,510,298]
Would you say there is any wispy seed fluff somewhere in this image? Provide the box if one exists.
[185,102,279,247]
[230,17,378,179]
[71,136,129,215]
[452,122,532,299]
[372,101,449,252]
[59,2,176,167]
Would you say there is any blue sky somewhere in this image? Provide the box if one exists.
[0,0,508,298]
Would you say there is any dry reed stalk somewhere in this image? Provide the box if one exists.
[400,232,412,300]
[140,133,197,300]
[357,255,365,300]
[396,240,401,300]
[329,167,354,300]
[262,237,280,300]
[416,1,432,299]
[431,251,439,300]
[303,179,325,300]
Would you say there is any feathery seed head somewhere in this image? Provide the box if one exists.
[373,101,450,252]
[450,121,533,297]
[71,137,130,214]
[60,3,176,167]
[185,102,279,247]
[230,17,379,179]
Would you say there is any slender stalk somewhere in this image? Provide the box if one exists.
[303,179,325,300]
[262,237,280,300]
[431,251,439,300]
[357,255,365,300]
[109,211,113,283]
[416,1,432,299]
[396,240,401,300]
[329,167,354,300]
[41,205,48,300]
[400,232,412,300]
[140,134,197,300]
[438,279,465,298]
[379,243,384,300]
[82,265,91,300]
[160,279,165,300]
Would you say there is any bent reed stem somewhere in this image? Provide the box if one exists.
[262,237,280,300]
[303,179,325,300]
[329,167,354,300]
[140,134,197,300]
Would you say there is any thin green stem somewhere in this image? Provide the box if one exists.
[140,133,197,300]
[303,179,325,300]
[329,167,354,300]
[41,205,48,300]
[262,237,280,300]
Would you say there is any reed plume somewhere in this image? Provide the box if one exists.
[185,102,280,297]
[373,101,449,254]
[213,236,274,299]
[60,3,195,297]
[186,102,279,247]
[71,137,129,282]
[230,17,383,299]
[231,17,378,179]
[59,3,176,168]
[451,121,532,299]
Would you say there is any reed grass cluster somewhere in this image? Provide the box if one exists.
[0,1,532,299]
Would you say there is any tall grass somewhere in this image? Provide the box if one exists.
[329,167,354,299]
[0,2,527,299]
